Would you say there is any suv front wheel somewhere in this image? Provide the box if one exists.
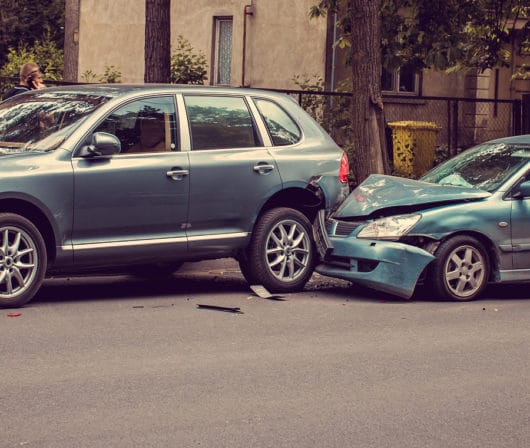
[0,213,47,308]
[239,207,315,293]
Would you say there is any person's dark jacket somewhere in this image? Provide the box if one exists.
[2,85,30,101]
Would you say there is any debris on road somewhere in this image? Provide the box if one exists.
[197,304,243,314]
[250,285,286,301]
[7,313,22,317]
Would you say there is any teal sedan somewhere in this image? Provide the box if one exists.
[314,135,530,301]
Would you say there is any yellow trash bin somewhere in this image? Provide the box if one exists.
[387,121,441,178]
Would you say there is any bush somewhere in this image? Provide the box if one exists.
[170,36,208,84]
[80,66,122,83]
[99,66,122,83]
[0,34,63,80]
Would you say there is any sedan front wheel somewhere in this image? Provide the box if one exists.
[430,235,489,301]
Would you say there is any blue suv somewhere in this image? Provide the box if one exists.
[0,85,349,307]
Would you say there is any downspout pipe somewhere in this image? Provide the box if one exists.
[242,4,254,87]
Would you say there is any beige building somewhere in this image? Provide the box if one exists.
[77,0,329,89]
[75,1,529,97]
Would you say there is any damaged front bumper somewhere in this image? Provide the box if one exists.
[313,212,435,299]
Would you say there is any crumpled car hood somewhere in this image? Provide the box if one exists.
[334,174,490,218]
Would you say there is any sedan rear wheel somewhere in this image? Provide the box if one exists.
[239,207,314,293]
[431,235,489,301]
[0,213,47,308]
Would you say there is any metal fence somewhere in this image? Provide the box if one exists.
[1,76,526,157]
[271,88,526,158]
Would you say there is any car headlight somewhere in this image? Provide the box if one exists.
[357,214,421,240]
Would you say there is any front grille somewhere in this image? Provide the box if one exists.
[333,220,362,236]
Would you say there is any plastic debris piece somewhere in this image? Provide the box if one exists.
[250,285,285,301]
[197,304,242,313]
[132,306,144,309]
[7,313,22,317]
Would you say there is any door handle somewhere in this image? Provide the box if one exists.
[253,163,275,175]
[166,169,189,181]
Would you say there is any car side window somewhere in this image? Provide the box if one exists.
[94,96,178,153]
[254,98,301,146]
[184,95,261,150]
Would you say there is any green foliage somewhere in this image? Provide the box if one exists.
[99,66,122,83]
[0,0,64,69]
[292,74,325,122]
[170,36,208,84]
[78,66,123,83]
[80,70,98,83]
[0,34,64,80]
[514,64,530,80]
[312,0,530,74]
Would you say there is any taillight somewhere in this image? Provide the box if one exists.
[339,152,349,183]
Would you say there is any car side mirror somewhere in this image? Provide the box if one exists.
[78,132,121,157]
[513,180,530,199]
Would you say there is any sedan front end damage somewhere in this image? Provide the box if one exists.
[313,210,434,298]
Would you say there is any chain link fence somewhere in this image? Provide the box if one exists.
[274,88,522,159]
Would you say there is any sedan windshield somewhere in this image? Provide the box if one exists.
[0,90,110,152]
[421,142,530,192]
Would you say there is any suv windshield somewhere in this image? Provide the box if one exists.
[421,143,530,192]
[0,90,110,152]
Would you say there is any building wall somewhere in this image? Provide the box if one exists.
[78,0,145,82]
[77,0,328,89]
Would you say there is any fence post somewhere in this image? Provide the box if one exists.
[522,94,530,134]
[513,99,522,135]
[452,100,459,156]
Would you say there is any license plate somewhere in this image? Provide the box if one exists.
[313,210,333,260]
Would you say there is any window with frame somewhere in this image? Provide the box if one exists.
[213,17,233,85]
[254,98,301,146]
[94,97,178,154]
[382,64,419,95]
[184,95,261,150]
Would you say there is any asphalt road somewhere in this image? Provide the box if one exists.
[1,259,529,448]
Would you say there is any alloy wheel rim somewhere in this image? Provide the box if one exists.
[265,219,311,282]
[443,244,485,298]
[0,226,38,298]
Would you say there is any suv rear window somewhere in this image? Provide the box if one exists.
[254,98,301,146]
[184,95,261,150]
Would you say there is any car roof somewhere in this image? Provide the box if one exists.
[38,83,288,100]
[483,134,530,145]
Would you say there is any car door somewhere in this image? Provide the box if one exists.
[71,96,190,266]
[511,174,530,270]
[181,94,282,253]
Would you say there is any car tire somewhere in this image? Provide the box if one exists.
[430,235,489,301]
[0,213,47,308]
[240,207,315,293]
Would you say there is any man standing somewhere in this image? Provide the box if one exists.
[2,63,46,101]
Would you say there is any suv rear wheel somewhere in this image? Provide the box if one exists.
[239,207,315,293]
[0,213,47,308]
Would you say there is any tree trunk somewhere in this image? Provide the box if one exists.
[63,0,80,81]
[144,0,171,83]
[348,0,389,185]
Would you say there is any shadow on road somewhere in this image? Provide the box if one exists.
[31,259,530,307]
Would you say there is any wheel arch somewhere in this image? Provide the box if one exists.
[437,230,499,281]
[0,199,57,264]
[258,186,323,223]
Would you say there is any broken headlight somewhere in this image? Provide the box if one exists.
[357,214,421,240]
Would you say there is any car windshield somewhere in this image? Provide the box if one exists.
[0,90,110,152]
[421,142,530,192]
